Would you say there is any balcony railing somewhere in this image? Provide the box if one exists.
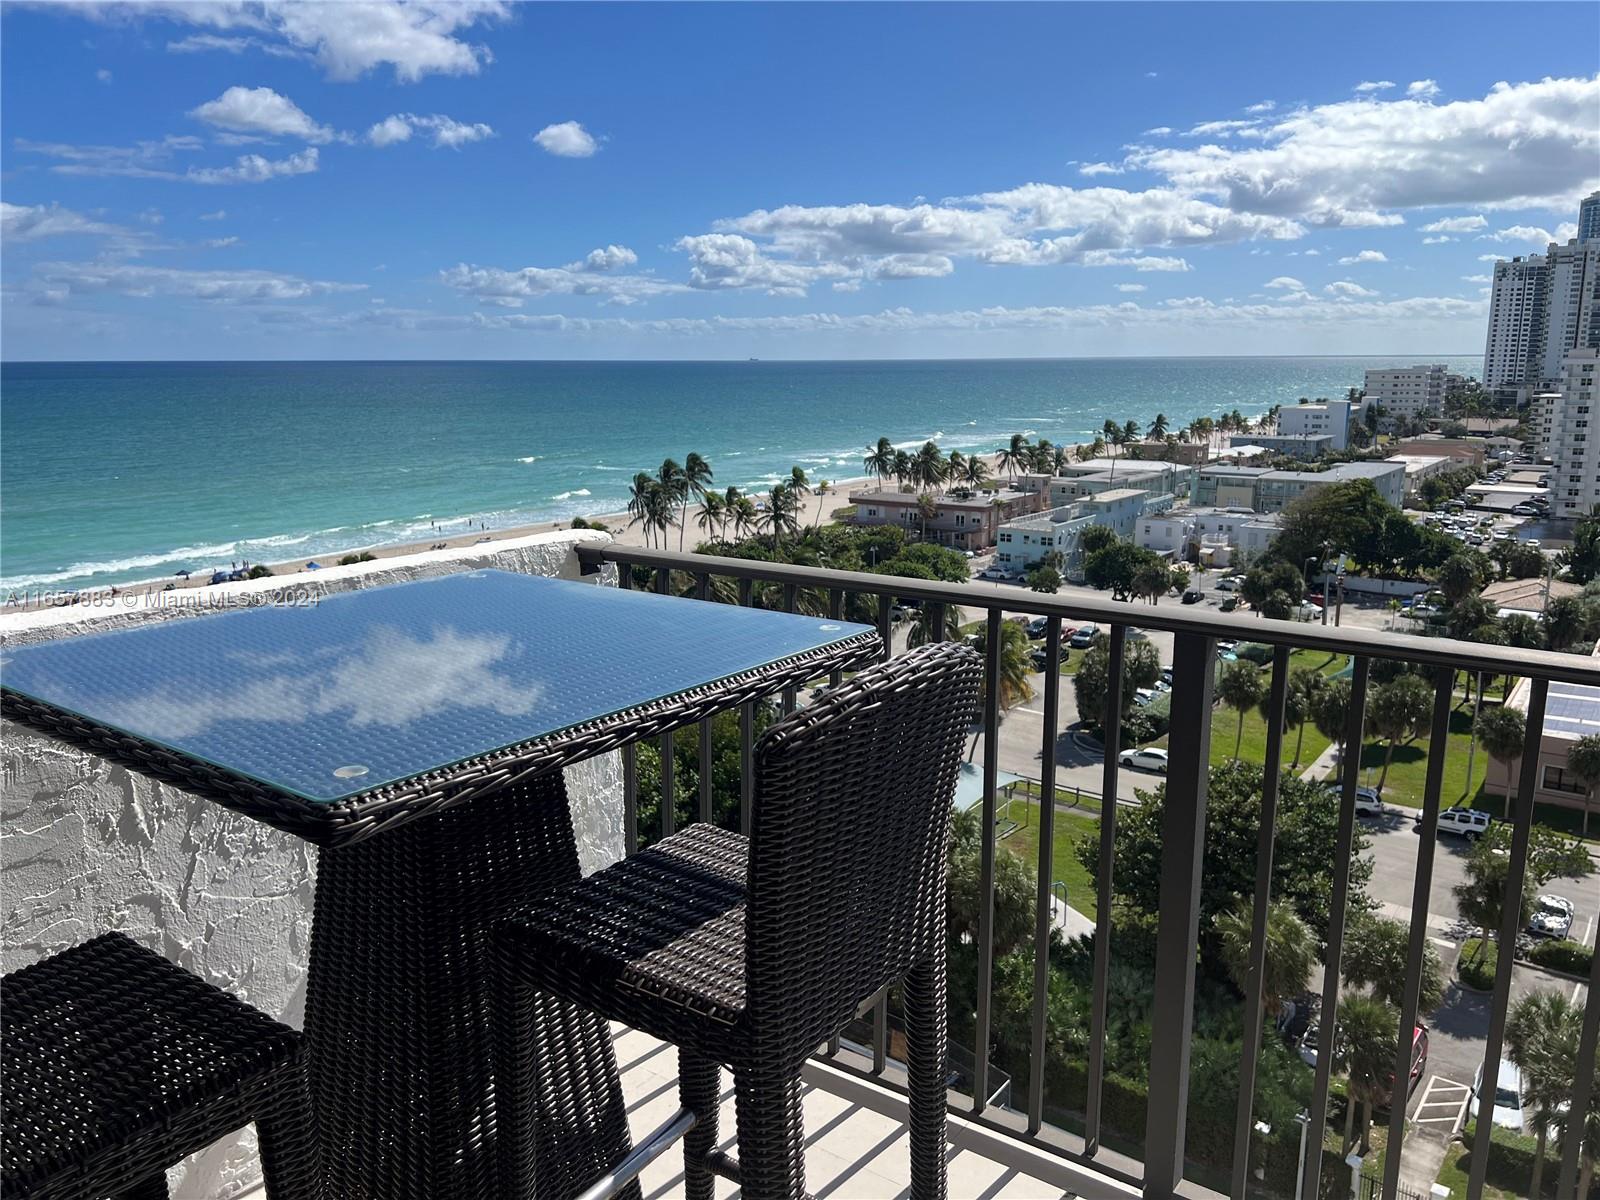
[575,541,1600,1200]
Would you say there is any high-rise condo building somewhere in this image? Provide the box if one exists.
[1547,347,1600,515]
[1580,189,1600,244]
[1483,255,1549,390]
[1362,364,1449,422]
[1483,193,1600,391]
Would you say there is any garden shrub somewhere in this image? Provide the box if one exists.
[1525,937,1593,977]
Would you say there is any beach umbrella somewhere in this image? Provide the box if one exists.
[175,570,191,579]
[306,561,322,570]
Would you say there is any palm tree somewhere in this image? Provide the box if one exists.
[864,437,894,491]
[1218,661,1266,761]
[787,465,812,531]
[1215,896,1316,1019]
[905,603,961,647]
[1131,559,1169,605]
[657,458,686,547]
[721,485,743,541]
[1103,420,1123,482]
[696,492,725,544]
[733,495,759,541]
[1369,674,1433,791]
[1506,989,1582,1197]
[1149,412,1169,441]
[1312,676,1353,778]
[1566,733,1600,835]
[1474,703,1527,799]
[913,442,945,493]
[976,619,1035,710]
[1279,669,1326,768]
[915,492,938,542]
[626,472,657,547]
[998,433,1030,482]
[892,449,913,491]
[961,454,991,488]
[678,452,714,550]
[1334,991,1398,1152]
[811,479,830,529]
[763,482,798,553]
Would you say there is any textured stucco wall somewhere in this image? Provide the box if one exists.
[1,530,624,1198]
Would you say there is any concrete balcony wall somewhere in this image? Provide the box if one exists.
[0,530,625,1198]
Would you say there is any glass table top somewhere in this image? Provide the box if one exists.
[1,570,873,803]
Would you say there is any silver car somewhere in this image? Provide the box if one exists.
[1528,894,1575,939]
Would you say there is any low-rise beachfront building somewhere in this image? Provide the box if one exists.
[1385,436,1488,470]
[1193,460,1405,513]
[1277,398,1352,449]
[847,487,1041,552]
[1013,459,1195,507]
[1232,433,1335,459]
[1134,507,1280,563]
[1385,454,1456,496]
[993,488,1174,576]
[1123,440,1210,465]
[1362,364,1450,423]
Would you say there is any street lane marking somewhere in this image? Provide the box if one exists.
[1412,1076,1472,1129]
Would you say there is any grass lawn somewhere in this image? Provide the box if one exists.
[1435,1121,1552,1199]
[994,800,1101,925]
[1353,704,1480,810]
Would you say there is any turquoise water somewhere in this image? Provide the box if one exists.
[0,357,1477,593]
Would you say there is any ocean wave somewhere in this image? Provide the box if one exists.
[551,489,592,501]
[517,456,544,464]
[1,540,245,590]
[591,464,632,472]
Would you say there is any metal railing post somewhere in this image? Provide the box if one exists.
[738,577,755,837]
[1144,630,1216,1198]
[1085,623,1127,1154]
[972,609,1002,1114]
[1028,618,1063,1134]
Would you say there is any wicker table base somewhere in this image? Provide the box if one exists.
[305,775,636,1200]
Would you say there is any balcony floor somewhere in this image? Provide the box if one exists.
[614,1026,1073,1200]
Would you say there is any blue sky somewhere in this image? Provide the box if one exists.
[2,1,1596,360]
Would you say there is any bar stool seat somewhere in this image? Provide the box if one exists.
[1,931,321,1200]
[496,641,983,1200]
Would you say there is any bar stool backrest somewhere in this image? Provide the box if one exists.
[743,640,982,1066]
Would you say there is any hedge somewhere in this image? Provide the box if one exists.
[1459,937,1496,990]
[1525,938,1594,978]
[1453,1119,1562,1199]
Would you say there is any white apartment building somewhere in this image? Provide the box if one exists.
[1581,190,1600,244]
[1547,348,1600,516]
[1484,256,1550,390]
[1542,240,1600,381]
[993,488,1172,574]
[1012,459,1194,507]
[1277,398,1352,450]
[1134,507,1280,562]
[1362,365,1449,422]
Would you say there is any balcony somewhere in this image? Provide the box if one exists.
[4,532,1596,1200]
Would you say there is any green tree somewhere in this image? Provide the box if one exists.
[1079,762,1372,940]
[946,807,1034,955]
[1474,702,1527,799]
[977,620,1035,710]
[1312,676,1354,777]
[1342,912,1445,1012]
[1078,524,1119,557]
[1555,508,1600,583]
[1505,988,1583,1198]
[863,436,894,491]
[1084,540,1157,598]
[1131,558,1170,605]
[1214,897,1316,1018]
[1368,674,1434,790]
[1436,552,1485,606]
[1453,842,1535,962]
[678,451,714,550]
[1334,992,1400,1152]
[1026,564,1061,593]
[904,602,961,648]
[1277,668,1326,768]
[1565,733,1600,836]
[1218,661,1266,761]
[1072,634,1160,734]
[998,433,1031,483]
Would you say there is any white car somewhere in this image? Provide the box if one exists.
[1118,747,1169,773]
[1434,806,1491,842]
[1133,687,1158,706]
[1469,1061,1525,1133]
[1215,576,1241,592]
[1323,783,1384,815]
[977,567,1011,582]
[1528,894,1575,939]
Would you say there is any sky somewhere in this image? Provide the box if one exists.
[1,1,1597,361]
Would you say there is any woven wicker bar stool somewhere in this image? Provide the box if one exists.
[495,640,982,1200]
[1,931,322,1200]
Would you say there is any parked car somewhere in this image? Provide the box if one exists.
[1215,575,1241,592]
[977,566,1011,581]
[1181,589,1204,605]
[1469,1061,1525,1133]
[1133,687,1158,706]
[1030,647,1053,672]
[1068,624,1098,649]
[1432,806,1491,842]
[1159,667,1174,685]
[1025,615,1052,639]
[1324,783,1384,816]
[1528,894,1576,939]
[1511,503,1539,516]
[1118,747,1169,773]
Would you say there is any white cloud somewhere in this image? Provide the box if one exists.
[1124,76,1600,227]
[533,121,598,158]
[1407,79,1441,100]
[1481,222,1578,245]
[1143,126,1173,136]
[1325,280,1378,297]
[1421,236,1453,244]
[136,208,163,226]
[1244,100,1276,114]
[199,209,227,221]
[1354,81,1395,93]
[1301,249,1320,256]
[1114,283,1146,293]
[1264,276,1304,290]
[79,1,507,82]
[676,233,852,295]
[1461,274,1491,282]
[1421,214,1488,233]
[96,68,112,83]
[367,113,494,149]
[1078,161,1124,177]
[440,245,680,306]
[31,260,363,302]
[866,253,955,279]
[188,148,319,185]
[191,86,334,143]
[205,236,240,248]
[1,201,128,242]
[1337,249,1388,264]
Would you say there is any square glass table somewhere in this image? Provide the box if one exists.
[2,569,879,1200]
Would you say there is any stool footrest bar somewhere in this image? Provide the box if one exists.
[573,1106,698,1200]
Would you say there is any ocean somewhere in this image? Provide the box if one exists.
[0,357,1479,594]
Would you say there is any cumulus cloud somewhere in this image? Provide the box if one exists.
[1115,283,1147,292]
[96,68,112,83]
[1337,249,1388,264]
[1461,274,1491,283]
[205,236,240,248]
[191,86,334,143]
[533,121,598,157]
[1421,214,1488,233]
[188,148,320,184]
[676,233,853,295]
[1354,81,1395,93]
[74,1,507,82]
[1325,280,1378,297]
[1244,100,1276,114]
[199,209,227,221]
[1407,79,1441,100]
[367,113,494,148]
[1124,76,1599,227]
[1,201,129,242]
[30,260,363,302]
[1078,161,1124,177]
[1481,222,1578,245]
[1264,276,1304,290]
[1422,236,1453,244]
[440,245,680,306]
